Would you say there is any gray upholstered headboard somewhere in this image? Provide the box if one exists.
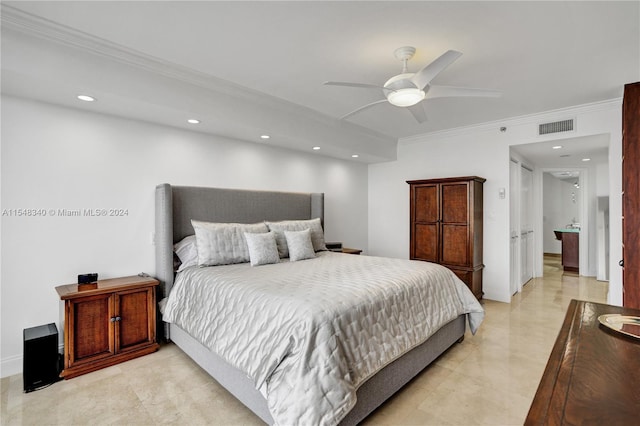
[154,183,324,302]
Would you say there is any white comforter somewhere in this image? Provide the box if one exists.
[162,251,484,426]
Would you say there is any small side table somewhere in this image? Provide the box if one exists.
[55,275,159,379]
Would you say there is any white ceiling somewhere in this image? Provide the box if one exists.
[2,1,639,163]
[511,133,610,168]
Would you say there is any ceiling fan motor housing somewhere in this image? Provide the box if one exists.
[394,46,416,61]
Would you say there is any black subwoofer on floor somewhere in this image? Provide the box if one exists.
[23,323,61,392]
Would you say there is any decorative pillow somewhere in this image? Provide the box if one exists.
[174,235,198,271]
[285,229,316,262]
[266,218,327,258]
[244,232,280,266]
[191,220,268,266]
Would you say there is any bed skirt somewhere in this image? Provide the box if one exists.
[169,314,466,425]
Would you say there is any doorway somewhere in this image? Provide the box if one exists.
[542,170,584,274]
[509,134,610,294]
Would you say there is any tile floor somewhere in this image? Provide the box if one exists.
[1,256,608,425]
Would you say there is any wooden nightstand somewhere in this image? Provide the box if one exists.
[55,275,159,379]
[342,248,363,255]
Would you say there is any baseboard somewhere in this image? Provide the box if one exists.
[1,344,63,378]
[1,354,22,378]
[544,252,561,258]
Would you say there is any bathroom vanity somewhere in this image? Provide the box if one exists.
[554,229,579,273]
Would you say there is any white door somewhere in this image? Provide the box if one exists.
[510,159,520,295]
[520,165,534,285]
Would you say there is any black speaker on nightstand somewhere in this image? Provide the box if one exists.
[23,323,61,392]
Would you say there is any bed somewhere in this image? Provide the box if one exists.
[155,183,483,426]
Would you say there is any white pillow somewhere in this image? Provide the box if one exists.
[266,218,327,258]
[191,220,268,266]
[244,232,280,266]
[174,235,198,271]
[285,229,316,262]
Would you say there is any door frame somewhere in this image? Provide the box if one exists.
[520,163,534,285]
[509,158,520,295]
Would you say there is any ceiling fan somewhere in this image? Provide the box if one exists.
[324,46,501,123]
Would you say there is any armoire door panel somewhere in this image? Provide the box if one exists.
[414,185,439,223]
[441,224,469,265]
[414,224,438,261]
[441,183,469,223]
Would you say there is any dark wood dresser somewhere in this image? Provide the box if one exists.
[525,299,640,425]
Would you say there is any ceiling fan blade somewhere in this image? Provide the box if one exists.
[407,102,428,123]
[340,99,389,120]
[323,81,385,91]
[427,85,502,99]
[411,50,463,89]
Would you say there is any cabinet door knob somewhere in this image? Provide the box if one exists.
[619,259,624,267]
[110,317,117,322]
[115,316,121,322]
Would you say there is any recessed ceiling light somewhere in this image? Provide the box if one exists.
[312,146,321,150]
[582,158,591,162]
[552,145,563,150]
[77,95,95,102]
[260,135,270,140]
[187,119,200,124]
[351,154,359,158]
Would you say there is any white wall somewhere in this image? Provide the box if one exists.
[560,180,581,227]
[369,125,510,302]
[368,100,622,303]
[1,96,624,376]
[596,162,610,196]
[543,173,562,254]
[596,158,611,282]
[0,96,369,377]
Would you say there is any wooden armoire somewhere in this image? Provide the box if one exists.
[622,82,640,309]
[408,176,485,299]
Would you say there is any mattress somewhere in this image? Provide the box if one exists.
[162,251,484,426]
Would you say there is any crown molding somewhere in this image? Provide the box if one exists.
[399,98,622,145]
[1,4,395,149]
[1,4,266,101]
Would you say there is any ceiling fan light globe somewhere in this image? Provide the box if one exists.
[387,88,425,107]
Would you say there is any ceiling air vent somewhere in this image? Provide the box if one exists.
[538,119,575,135]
